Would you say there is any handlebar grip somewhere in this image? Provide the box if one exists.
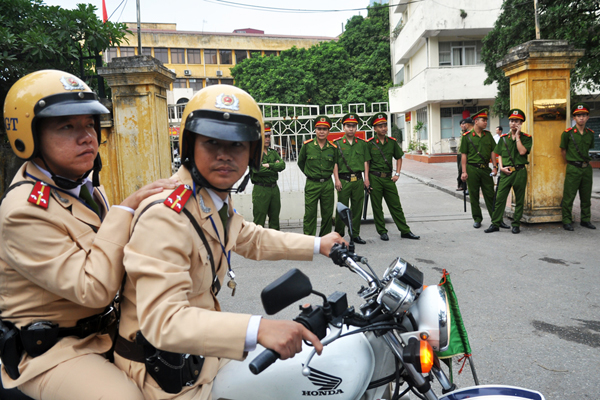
[249,348,280,375]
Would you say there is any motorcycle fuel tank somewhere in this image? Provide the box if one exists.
[212,329,375,400]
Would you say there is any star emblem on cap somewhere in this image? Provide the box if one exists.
[215,93,240,111]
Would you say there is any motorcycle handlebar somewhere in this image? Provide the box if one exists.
[249,348,280,375]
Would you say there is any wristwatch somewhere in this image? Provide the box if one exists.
[394,172,401,177]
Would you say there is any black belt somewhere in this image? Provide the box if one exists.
[115,334,146,363]
[338,172,363,182]
[505,165,527,171]
[370,171,392,178]
[306,177,330,183]
[253,182,277,188]
[468,163,489,169]
[567,160,590,168]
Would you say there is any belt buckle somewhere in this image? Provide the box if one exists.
[582,162,589,168]
[381,173,387,178]
[508,166,515,172]
[480,164,486,169]
[319,179,325,183]
[350,176,357,182]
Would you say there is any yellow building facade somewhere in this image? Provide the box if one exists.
[106,23,333,92]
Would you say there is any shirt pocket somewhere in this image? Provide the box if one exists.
[190,240,215,295]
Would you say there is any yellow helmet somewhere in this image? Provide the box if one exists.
[180,85,264,170]
[3,69,109,160]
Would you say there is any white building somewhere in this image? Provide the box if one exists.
[388,0,505,153]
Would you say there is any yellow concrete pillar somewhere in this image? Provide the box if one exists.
[97,56,175,205]
[497,40,584,223]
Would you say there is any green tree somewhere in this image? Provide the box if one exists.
[482,0,600,115]
[0,0,130,127]
[231,3,391,108]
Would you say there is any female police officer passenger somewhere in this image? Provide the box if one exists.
[113,85,345,399]
[0,70,176,400]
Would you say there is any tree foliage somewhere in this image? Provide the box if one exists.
[231,3,391,109]
[0,0,130,128]
[482,0,600,115]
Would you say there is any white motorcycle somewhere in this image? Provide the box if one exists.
[212,205,546,400]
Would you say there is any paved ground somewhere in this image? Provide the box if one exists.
[220,159,599,400]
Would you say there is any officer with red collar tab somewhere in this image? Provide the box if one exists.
[460,109,508,229]
[1,70,176,400]
[333,113,371,244]
[560,102,596,231]
[113,86,345,400]
[485,109,532,234]
[367,114,419,241]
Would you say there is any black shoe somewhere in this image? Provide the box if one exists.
[401,232,420,240]
[484,225,499,233]
[512,226,520,234]
[580,221,597,229]
[380,233,389,241]
[353,236,366,244]
[473,222,481,229]
[563,223,574,231]
[499,221,510,229]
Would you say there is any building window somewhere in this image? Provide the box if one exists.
[250,50,262,58]
[205,49,217,64]
[188,49,201,64]
[120,47,136,57]
[154,48,168,64]
[220,78,234,86]
[394,66,404,86]
[439,41,483,66]
[264,51,277,57]
[440,106,487,139]
[235,50,248,64]
[171,48,185,64]
[219,50,232,64]
[206,78,218,86]
[141,48,152,56]
[189,79,203,91]
[173,79,187,89]
[416,107,428,140]
[106,48,118,62]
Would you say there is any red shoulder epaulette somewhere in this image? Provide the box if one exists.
[303,138,313,144]
[500,133,509,137]
[164,184,193,213]
[389,136,397,141]
[367,136,375,142]
[522,132,531,137]
[356,137,365,141]
[587,128,595,133]
[565,127,573,132]
[28,181,50,209]
[462,131,469,136]
[329,141,337,148]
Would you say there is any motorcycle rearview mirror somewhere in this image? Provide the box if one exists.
[336,202,355,252]
[261,269,313,315]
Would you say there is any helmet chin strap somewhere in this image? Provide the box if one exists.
[39,154,101,190]
[190,164,251,194]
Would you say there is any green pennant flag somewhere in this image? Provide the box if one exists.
[435,270,476,383]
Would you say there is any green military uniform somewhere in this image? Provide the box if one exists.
[560,105,595,226]
[491,113,532,229]
[367,134,411,235]
[298,116,337,236]
[334,115,371,239]
[460,122,496,224]
[251,147,285,230]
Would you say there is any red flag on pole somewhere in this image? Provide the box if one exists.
[102,0,108,23]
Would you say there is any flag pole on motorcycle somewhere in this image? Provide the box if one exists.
[435,270,479,385]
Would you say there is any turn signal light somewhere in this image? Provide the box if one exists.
[403,338,434,373]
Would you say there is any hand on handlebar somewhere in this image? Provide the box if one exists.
[319,232,348,257]
[257,319,323,360]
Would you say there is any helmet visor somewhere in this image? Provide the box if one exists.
[34,92,109,118]
[185,110,261,143]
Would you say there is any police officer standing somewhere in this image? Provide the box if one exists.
[298,116,338,236]
[112,86,345,400]
[460,109,507,229]
[250,122,285,230]
[367,114,419,241]
[560,102,596,231]
[456,117,473,191]
[485,109,532,234]
[0,70,176,400]
[333,114,371,243]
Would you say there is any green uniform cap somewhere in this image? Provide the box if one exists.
[370,113,387,127]
[314,115,332,129]
[508,108,526,122]
[572,102,590,115]
[341,113,360,125]
[471,108,489,120]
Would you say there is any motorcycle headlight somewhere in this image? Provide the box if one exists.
[407,285,450,352]
[377,278,416,315]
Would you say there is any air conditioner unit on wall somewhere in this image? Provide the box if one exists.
[184,70,191,76]
[216,70,223,77]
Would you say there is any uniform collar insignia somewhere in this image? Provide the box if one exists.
[199,193,212,213]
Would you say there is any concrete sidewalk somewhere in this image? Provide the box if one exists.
[401,158,600,223]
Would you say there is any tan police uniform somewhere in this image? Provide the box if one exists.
[0,162,143,400]
[115,165,315,400]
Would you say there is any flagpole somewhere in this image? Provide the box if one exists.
[137,0,142,54]
[533,0,540,39]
